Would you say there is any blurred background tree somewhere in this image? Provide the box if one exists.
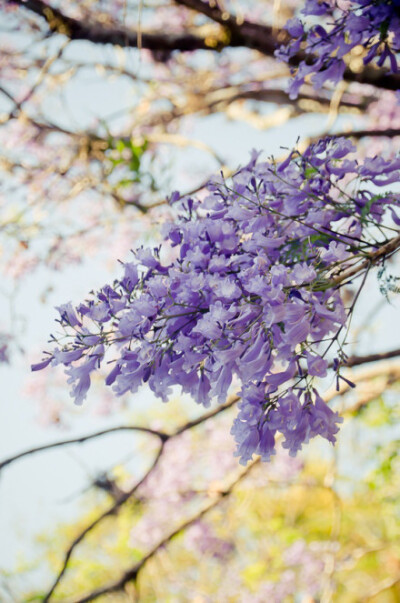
[0,0,399,601]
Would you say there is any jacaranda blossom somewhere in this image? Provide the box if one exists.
[33,137,400,463]
[277,0,400,98]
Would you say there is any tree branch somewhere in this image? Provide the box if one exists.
[324,360,400,404]
[9,0,400,91]
[345,366,400,414]
[362,575,400,599]
[0,396,238,473]
[331,128,400,140]
[71,457,259,603]
[330,233,400,289]
[0,425,168,472]
[66,362,400,603]
[232,88,369,111]
[346,348,400,368]
[9,0,226,52]
[20,356,400,600]
[40,395,238,601]
[42,440,166,603]
[173,0,278,55]
[325,347,400,372]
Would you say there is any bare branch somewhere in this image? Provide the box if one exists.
[71,457,259,603]
[0,40,69,126]
[42,441,166,602]
[346,368,400,414]
[39,395,238,601]
[0,396,238,473]
[173,0,278,55]
[69,360,398,603]
[232,88,370,111]
[0,425,168,472]
[19,360,400,600]
[0,84,87,136]
[8,0,227,52]
[346,348,400,368]
[174,395,239,435]
[342,65,400,92]
[330,128,400,139]
[9,0,400,91]
[330,233,400,289]
[324,360,400,404]
[325,347,400,372]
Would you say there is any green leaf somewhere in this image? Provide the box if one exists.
[304,166,318,178]
[116,139,125,153]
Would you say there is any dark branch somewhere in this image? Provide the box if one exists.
[202,87,370,114]
[0,396,238,473]
[330,233,400,289]
[0,425,168,472]
[325,347,400,374]
[346,348,400,368]
[331,128,400,140]
[10,0,400,91]
[11,353,400,600]
[40,395,238,601]
[9,0,226,51]
[341,65,400,92]
[174,0,278,55]
[174,395,238,435]
[71,457,259,603]
[42,441,166,602]
[345,369,400,414]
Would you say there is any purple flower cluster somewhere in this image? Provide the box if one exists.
[0,333,10,364]
[251,539,332,602]
[186,521,235,560]
[277,0,400,98]
[33,137,400,464]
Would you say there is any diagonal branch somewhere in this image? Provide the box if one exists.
[42,440,166,603]
[40,395,238,601]
[59,360,400,603]
[362,575,400,599]
[8,0,226,51]
[324,360,400,404]
[0,84,78,136]
[9,0,400,91]
[71,457,259,603]
[330,233,400,289]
